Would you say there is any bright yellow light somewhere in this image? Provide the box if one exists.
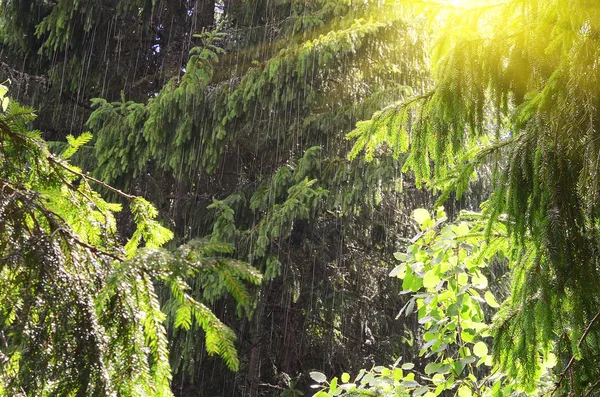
[440,0,496,9]
[448,0,469,6]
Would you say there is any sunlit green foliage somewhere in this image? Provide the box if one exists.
[0,86,260,395]
[348,1,600,394]
[5,0,600,395]
[310,209,556,396]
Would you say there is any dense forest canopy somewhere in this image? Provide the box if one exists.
[1,0,600,396]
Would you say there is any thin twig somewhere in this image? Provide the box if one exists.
[550,308,600,396]
[257,383,284,390]
[584,376,600,397]
[47,155,137,200]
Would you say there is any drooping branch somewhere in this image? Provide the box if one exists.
[551,308,600,395]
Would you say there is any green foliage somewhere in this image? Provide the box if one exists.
[86,12,425,189]
[347,1,600,394]
[0,88,260,394]
[105,239,262,373]
[310,209,556,396]
[12,0,600,395]
[3,1,435,392]
[207,147,329,279]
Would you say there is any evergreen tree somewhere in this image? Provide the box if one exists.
[350,1,600,394]
[2,1,451,395]
[0,84,261,395]
[11,0,586,396]
[0,0,216,138]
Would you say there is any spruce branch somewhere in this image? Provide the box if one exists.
[47,154,137,200]
[0,179,124,262]
[551,308,600,396]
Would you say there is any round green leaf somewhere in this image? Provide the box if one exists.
[432,373,445,384]
[392,368,403,380]
[413,208,431,225]
[389,263,406,278]
[473,342,488,358]
[458,385,472,397]
[341,372,350,383]
[329,377,338,393]
[310,371,327,383]
[423,271,441,290]
[454,222,470,236]
[424,362,439,375]
[472,272,488,289]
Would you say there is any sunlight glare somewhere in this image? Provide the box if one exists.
[443,0,492,9]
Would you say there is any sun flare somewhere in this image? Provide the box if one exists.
[443,0,497,8]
